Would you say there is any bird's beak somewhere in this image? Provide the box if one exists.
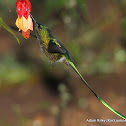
[30,13,38,24]
[30,14,45,28]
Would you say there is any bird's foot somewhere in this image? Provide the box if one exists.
[48,60,56,67]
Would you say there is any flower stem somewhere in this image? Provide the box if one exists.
[4,0,11,12]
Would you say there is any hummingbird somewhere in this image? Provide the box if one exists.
[30,14,126,120]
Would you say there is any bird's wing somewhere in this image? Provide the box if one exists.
[48,39,66,54]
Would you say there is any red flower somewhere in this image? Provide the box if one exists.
[15,0,33,39]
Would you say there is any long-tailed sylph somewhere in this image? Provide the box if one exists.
[30,14,126,120]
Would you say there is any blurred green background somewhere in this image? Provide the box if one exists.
[0,0,126,126]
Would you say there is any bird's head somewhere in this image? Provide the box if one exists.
[35,23,51,40]
[30,14,51,41]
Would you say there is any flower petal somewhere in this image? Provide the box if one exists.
[22,29,30,39]
[26,15,33,31]
[16,0,31,19]
[15,17,20,30]
[15,16,33,32]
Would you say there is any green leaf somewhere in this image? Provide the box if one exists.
[0,17,2,26]
[0,17,20,44]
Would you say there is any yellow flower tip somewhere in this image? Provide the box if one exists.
[15,17,21,31]
[27,15,33,31]
[15,15,33,32]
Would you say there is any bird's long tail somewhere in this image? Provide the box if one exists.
[68,60,126,120]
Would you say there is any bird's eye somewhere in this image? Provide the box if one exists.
[38,25,42,31]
